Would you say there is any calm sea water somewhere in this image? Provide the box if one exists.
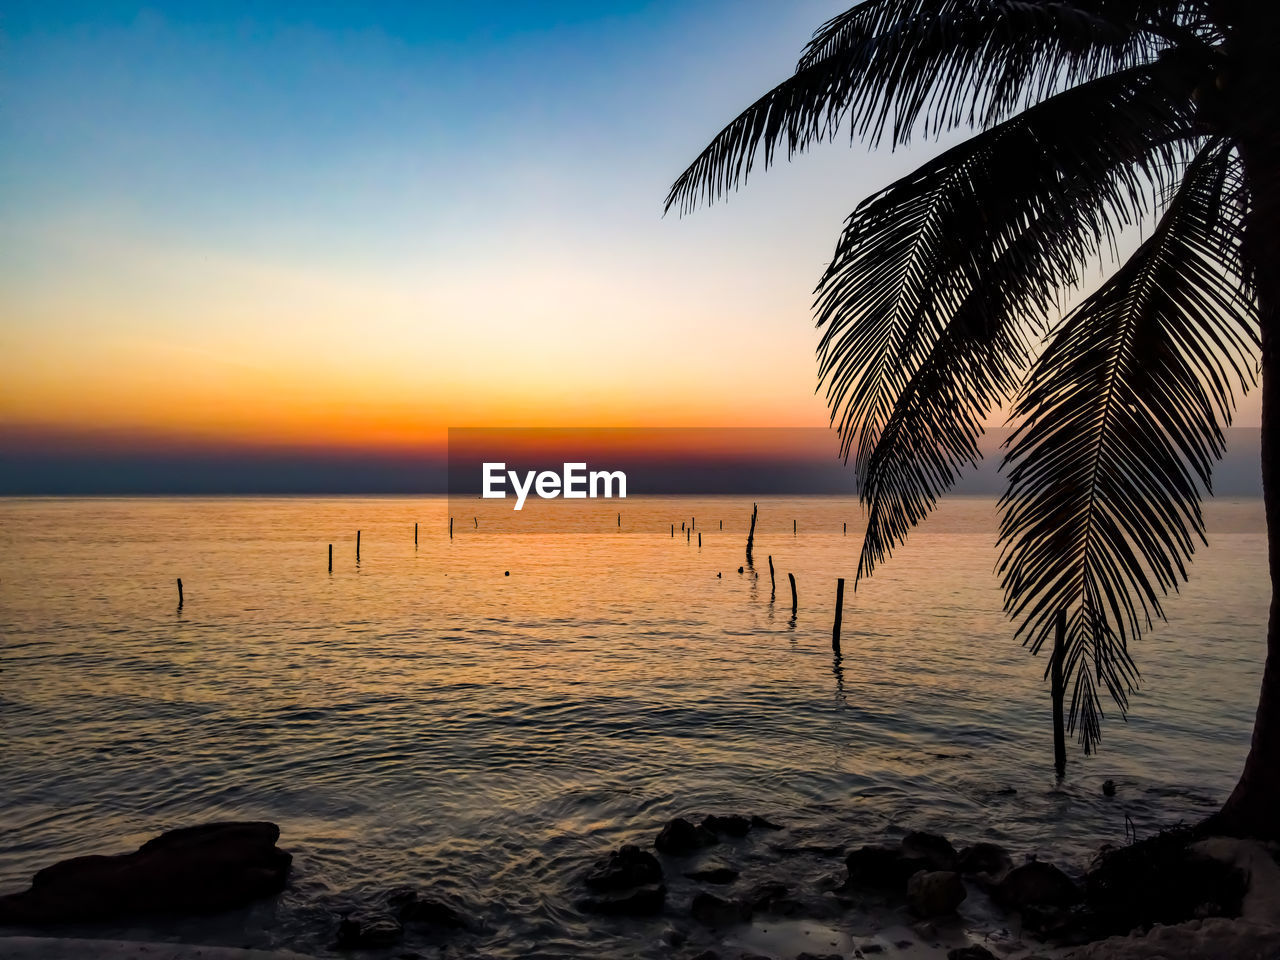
[0,496,1269,957]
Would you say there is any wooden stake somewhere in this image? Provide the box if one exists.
[832,578,845,653]
[746,502,758,562]
[415,522,418,545]
[449,518,453,540]
[793,519,797,535]
[768,555,775,600]
[176,577,183,607]
[474,516,478,528]
[356,530,361,561]
[328,544,332,572]
[671,523,674,537]
[617,512,621,527]
[698,532,702,547]
[788,572,797,613]
[843,522,847,535]
[1052,609,1067,778]
[719,519,722,529]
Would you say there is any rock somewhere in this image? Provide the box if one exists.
[913,920,938,940]
[578,884,666,917]
[1064,917,1280,960]
[701,814,752,837]
[1084,829,1249,937]
[844,845,925,893]
[585,845,664,891]
[685,866,739,884]
[995,861,1081,910]
[858,944,885,954]
[0,821,292,925]
[1191,836,1280,925]
[947,947,997,960]
[902,832,959,872]
[689,951,720,960]
[690,891,752,926]
[750,815,783,831]
[392,890,467,929]
[656,817,718,855]
[385,886,417,906]
[337,910,404,947]
[1020,902,1088,940]
[660,925,687,947]
[907,870,967,917]
[744,880,790,912]
[958,842,1013,880]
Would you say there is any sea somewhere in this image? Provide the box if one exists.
[0,495,1269,958]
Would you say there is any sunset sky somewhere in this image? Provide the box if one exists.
[1,1,1263,491]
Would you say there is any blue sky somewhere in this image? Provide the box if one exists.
[8,0,944,451]
[0,1,1262,492]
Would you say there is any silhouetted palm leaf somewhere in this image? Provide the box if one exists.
[999,138,1257,749]
[664,0,1193,215]
[819,59,1198,579]
[795,0,1173,129]
[669,0,1263,754]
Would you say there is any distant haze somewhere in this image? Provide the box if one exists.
[0,426,1261,497]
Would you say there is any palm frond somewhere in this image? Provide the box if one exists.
[799,2,1205,74]
[998,138,1258,751]
[810,61,1199,580]
[664,0,1196,215]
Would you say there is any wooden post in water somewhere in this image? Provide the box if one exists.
[768,555,775,600]
[356,530,361,561]
[691,517,695,530]
[687,528,690,543]
[746,502,758,562]
[843,522,847,535]
[176,578,184,607]
[328,544,332,572]
[832,578,845,653]
[415,522,418,546]
[671,523,674,537]
[698,532,702,547]
[788,573,797,613]
[449,518,453,540]
[617,512,621,527]
[719,519,722,529]
[1052,609,1067,777]
[793,518,797,535]
[474,516,478,528]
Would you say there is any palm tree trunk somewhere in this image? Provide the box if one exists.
[1213,18,1280,838]
[1214,283,1280,839]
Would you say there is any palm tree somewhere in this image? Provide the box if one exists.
[668,1,1276,839]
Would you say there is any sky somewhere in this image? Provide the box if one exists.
[0,1,1264,492]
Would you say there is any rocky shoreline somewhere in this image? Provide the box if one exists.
[1,817,1277,960]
